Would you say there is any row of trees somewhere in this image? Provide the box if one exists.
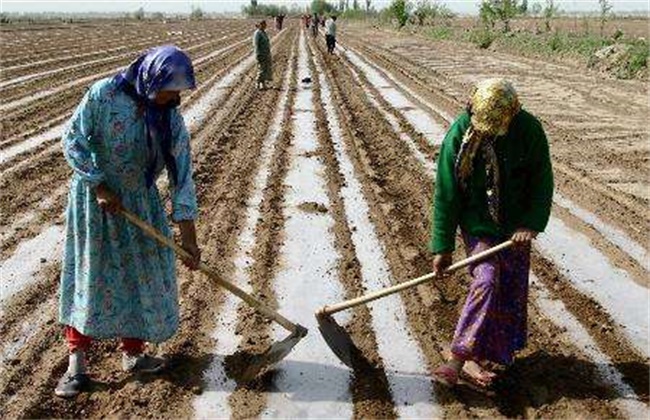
[242,0,292,17]
[478,0,614,34]
[241,0,615,35]
[242,0,365,17]
[132,6,203,20]
[387,0,456,28]
[478,0,555,32]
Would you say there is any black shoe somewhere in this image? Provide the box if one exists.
[54,372,90,398]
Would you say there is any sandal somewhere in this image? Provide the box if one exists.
[432,364,459,387]
[461,360,496,387]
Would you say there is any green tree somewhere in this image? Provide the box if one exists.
[519,0,528,14]
[243,1,289,17]
[133,7,145,20]
[598,0,612,37]
[413,0,433,25]
[489,0,520,32]
[353,0,360,10]
[390,0,410,28]
[243,0,259,16]
[366,0,372,12]
[311,0,336,14]
[543,0,558,32]
[479,0,497,29]
[190,6,204,20]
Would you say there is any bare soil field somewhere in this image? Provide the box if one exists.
[0,18,648,419]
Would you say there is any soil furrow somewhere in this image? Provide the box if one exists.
[254,32,352,418]
[0,30,248,83]
[307,38,399,419]
[0,21,245,66]
[194,33,299,419]
[0,32,220,102]
[0,33,253,145]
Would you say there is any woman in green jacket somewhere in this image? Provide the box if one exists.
[430,79,553,388]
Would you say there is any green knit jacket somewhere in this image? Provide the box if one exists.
[430,110,554,254]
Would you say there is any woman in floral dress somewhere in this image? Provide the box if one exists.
[56,45,201,398]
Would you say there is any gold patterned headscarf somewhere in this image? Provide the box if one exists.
[455,78,521,225]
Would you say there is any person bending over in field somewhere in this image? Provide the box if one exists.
[430,78,553,388]
[55,45,201,398]
[253,20,273,90]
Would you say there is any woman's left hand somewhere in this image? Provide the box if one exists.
[182,241,201,270]
[179,220,201,270]
[511,228,538,247]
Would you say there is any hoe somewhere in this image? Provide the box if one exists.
[119,208,308,383]
[316,241,514,367]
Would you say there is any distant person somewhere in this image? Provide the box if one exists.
[304,14,311,30]
[430,79,553,389]
[325,16,338,54]
[275,14,285,31]
[253,20,272,90]
[55,45,201,398]
[311,13,319,37]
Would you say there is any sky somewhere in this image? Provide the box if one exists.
[1,0,649,15]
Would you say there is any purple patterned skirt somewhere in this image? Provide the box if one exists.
[450,233,531,365]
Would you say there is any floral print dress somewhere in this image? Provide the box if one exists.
[59,77,197,343]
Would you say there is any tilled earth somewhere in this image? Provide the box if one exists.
[0,19,648,419]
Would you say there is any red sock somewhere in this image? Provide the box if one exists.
[121,337,145,355]
[65,326,92,352]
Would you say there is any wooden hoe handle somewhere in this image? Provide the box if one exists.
[319,240,514,316]
[119,208,298,333]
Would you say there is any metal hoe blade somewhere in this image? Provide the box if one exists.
[239,324,308,383]
[316,312,365,368]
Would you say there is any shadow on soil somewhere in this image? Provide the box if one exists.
[29,348,647,417]
[214,349,649,413]
[90,350,212,394]
[491,350,649,417]
[223,351,423,407]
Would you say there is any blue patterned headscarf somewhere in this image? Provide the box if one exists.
[113,45,196,188]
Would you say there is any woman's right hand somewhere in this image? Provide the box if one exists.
[433,253,452,277]
[95,183,123,213]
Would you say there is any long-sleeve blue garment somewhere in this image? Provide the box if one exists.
[59,77,198,342]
